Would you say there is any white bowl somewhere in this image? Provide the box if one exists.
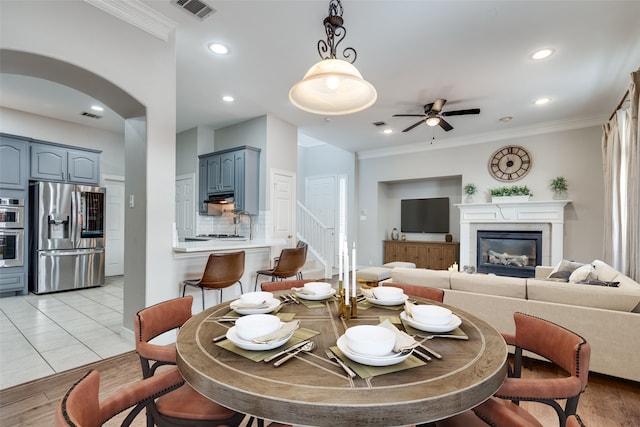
[240,291,273,305]
[234,314,280,341]
[373,286,404,301]
[345,325,396,356]
[410,305,452,326]
[303,282,333,295]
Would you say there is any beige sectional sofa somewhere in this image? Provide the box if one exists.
[382,262,640,382]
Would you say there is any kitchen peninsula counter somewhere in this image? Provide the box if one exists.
[172,238,284,253]
[172,238,287,312]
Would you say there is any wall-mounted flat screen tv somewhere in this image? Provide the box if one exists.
[401,197,450,233]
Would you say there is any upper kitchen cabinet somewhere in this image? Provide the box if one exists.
[0,134,29,190]
[30,142,101,185]
[206,151,235,194]
[198,146,260,215]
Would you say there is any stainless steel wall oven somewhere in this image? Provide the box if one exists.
[0,198,25,268]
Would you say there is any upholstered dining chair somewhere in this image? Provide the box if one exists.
[182,250,245,310]
[56,368,184,427]
[254,246,307,290]
[260,279,315,292]
[382,282,444,302]
[494,312,591,427]
[433,396,544,427]
[134,296,245,427]
[566,415,586,427]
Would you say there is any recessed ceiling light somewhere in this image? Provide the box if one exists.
[208,43,229,55]
[91,105,104,112]
[535,97,551,105]
[499,116,513,122]
[531,48,555,60]
[222,95,234,102]
[383,129,393,134]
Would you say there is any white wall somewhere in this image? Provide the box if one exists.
[1,0,177,329]
[357,126,604,266]
[0,107,125,177]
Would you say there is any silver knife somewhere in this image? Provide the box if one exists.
[263,340,310,362]
[326,349,357,378]
[418,344,441,359]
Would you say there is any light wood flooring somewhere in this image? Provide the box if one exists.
[0,350,638,426]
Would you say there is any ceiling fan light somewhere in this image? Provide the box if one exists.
[289,59,377,115]
[426,116,440,126]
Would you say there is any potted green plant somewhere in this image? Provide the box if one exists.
[463,183,477,202]
[550,176,568,198]
[490,185,532,203]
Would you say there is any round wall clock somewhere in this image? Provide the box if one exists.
[488,145,532,182]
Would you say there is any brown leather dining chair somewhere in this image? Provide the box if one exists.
[434,395,544,427]
[56,368,185,427]
[260,279,315,292]
[254,245,307,290]
[382,282,444,302]
[182,251,245,310]
[494,312,591,427]
[134,296,246,427]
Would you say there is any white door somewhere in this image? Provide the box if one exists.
[175,174,196,239]
[104,176,125,276]
[306,175,339,266]
[271,169,295,245]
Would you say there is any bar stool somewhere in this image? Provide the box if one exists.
[254,246,307,291]
[182,251,245,310]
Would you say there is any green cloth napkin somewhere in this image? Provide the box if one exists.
[216,327,320,362]
[329,346,425,379]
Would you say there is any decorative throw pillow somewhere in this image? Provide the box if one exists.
[569,263,596,282]
[550,259,585,276]
[548,270,572,282]
[578,278,620,287]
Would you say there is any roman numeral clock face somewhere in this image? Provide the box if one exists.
[488,145,531,182]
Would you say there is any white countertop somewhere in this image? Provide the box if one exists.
[172,238,285,253]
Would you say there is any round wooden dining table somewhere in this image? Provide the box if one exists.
[176,291,508,427]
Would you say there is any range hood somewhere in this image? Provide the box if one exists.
[206,193,235,216]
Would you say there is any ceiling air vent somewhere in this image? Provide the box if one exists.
[172,0,216,21]
[81,112,102,119]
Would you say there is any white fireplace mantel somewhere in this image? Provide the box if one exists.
[454,200,570,268]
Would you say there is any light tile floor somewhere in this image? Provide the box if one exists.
[0,276,133,389]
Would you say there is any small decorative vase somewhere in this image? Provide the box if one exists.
[391,228,399,240]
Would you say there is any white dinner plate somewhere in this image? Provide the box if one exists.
[400,311,462,333]
[337,335,411,366]
[225,325,293,351]
[365,294,409,306]
[295,288,337,301]
[229,297,281,315]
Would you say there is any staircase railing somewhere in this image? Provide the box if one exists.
[297,201,334,279]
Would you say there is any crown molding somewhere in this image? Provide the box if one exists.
[357,114,605,160]
[84,0,177,42]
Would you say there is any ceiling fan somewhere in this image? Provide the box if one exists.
[393,98,480,132]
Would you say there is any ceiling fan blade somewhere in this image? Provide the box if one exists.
[441,108,481,116]
[393,114,426,117]
[439,118,453,131]
[402,120,426,132]
[423,103,435,114]
[432,98,447,113]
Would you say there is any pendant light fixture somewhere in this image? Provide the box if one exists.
[289,0,377,115]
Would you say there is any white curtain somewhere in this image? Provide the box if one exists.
[602,70,640,281]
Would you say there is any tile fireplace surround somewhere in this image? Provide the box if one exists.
[455,200,570,269]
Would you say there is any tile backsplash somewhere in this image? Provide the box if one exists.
[196,211,265,240]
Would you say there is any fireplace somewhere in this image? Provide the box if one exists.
[476,230,542,278]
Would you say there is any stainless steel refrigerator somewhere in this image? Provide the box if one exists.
[29,181,105,294]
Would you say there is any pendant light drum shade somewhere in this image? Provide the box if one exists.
[289,58,377,115]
